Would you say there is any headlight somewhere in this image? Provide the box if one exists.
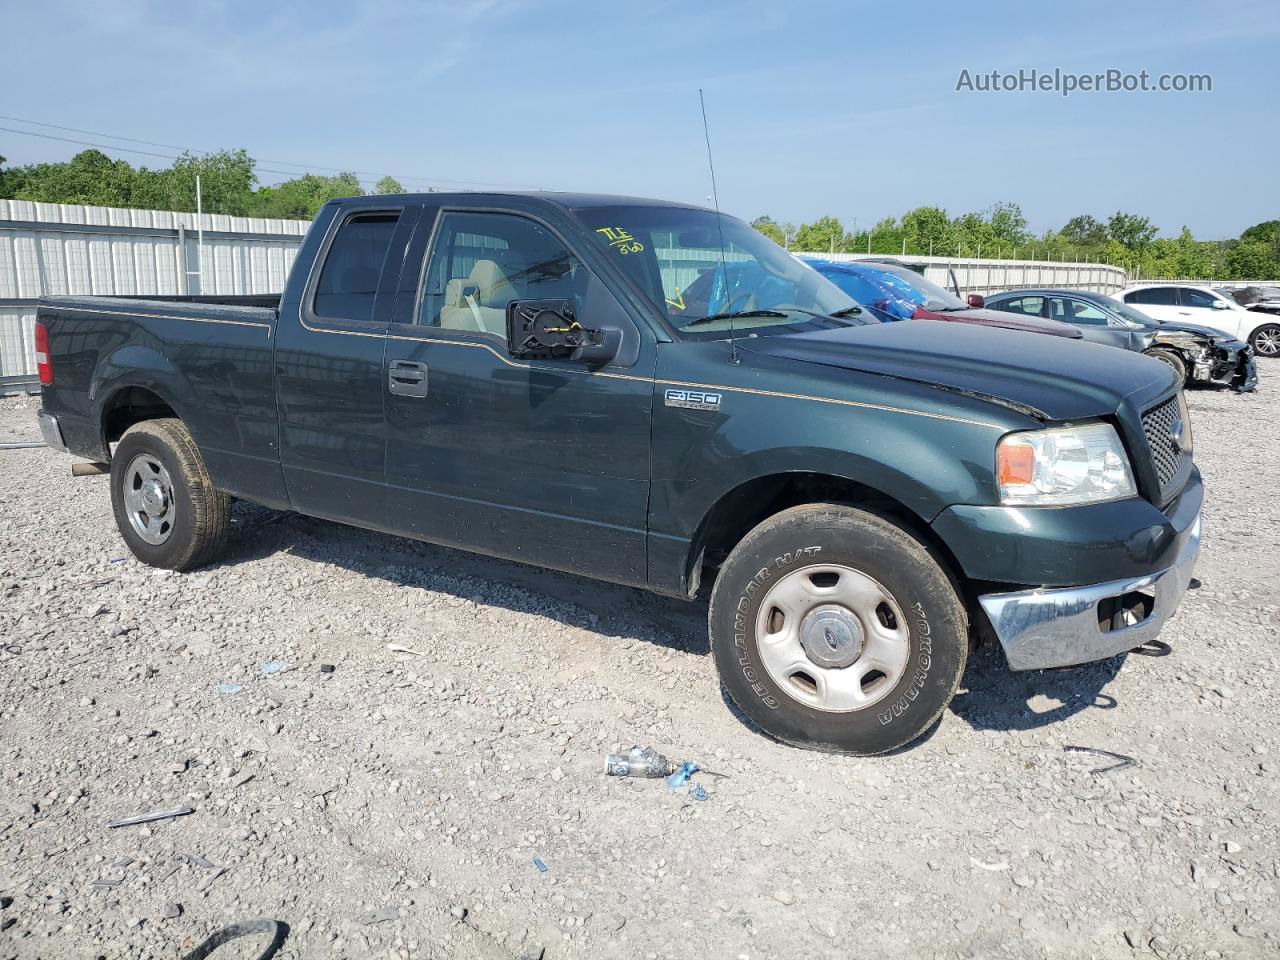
[997,423,1136,506]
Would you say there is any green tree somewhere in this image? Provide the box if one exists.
[1237,220,1280,275]
[865,216,903,255]
[8,149,139,207]
[952,211,994,255]
[1168,227,1219,278]
[1107,212,1158,250]
[0,154,15,198]
[1060,214,1108,247]
[793,216,845,253]
[985,201,1030,247]
[899,206,954,255]
[147,150,256,215]
[1240,220,1280,245]
[374,175,405,195]
[1225,240,1279,280]
[750,215,786,246]
[247,172,364,219]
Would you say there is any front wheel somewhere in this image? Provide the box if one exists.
[1144,348,1187,383]
[708,504,968,755]
[1250,322,1280,359]
[109,418,230,571]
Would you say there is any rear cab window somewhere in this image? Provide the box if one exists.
[313,211,402,323]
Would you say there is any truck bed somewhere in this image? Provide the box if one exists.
[37,293,284,506]
[39,293,279,323]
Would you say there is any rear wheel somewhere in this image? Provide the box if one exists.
[1250,322,1280,358]
[109,419,230,570]
[708,504,968,755]
[1144,348,1187,383]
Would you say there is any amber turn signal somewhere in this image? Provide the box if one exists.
[997,442,1035,486]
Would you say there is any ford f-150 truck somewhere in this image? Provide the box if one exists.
[34,193,1202,755]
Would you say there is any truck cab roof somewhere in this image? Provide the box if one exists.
[328,191,714,214]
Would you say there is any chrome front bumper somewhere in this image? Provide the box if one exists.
[979,515,1201,671]
[37,410,67,453]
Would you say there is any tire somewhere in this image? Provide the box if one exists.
[1144,348,1187,383]
[109,418,230,571]
[708,504,968,755]
[1249,322,1280,359]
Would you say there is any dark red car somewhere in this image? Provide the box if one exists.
[803,257,1082,338]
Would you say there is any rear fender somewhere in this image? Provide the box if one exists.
[91,346,195,454]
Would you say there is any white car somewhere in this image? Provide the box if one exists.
[1118,282,1280,358]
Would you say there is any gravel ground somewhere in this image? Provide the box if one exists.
[1,383,1278,960]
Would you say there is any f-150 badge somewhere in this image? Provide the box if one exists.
[665,388,721,412]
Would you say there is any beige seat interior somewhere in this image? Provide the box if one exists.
[439,259,517,337]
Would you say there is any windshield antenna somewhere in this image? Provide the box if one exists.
[699,89,739,365]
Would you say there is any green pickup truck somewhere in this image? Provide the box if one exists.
[34,192,1201,754]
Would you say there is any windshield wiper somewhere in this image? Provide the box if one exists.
[683,309,788,328]
[827,306,863,318]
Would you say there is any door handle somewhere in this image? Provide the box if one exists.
[389,360,428,397]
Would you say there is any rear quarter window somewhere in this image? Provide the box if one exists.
[313,212,401,323]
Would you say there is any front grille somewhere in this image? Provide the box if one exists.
[1141,393,1186,495]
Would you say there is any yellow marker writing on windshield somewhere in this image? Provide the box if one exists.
[595,226,644,255]
[664,287,686,311]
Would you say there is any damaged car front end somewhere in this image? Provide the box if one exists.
[1150,327,1258,392]
[982,288,1259,393]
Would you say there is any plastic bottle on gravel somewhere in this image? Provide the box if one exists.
[603,745,675,778]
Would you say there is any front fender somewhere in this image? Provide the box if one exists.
[646,395,1014,596]
[663,436,992,538]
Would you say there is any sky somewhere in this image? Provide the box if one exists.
[2,0,1277,238]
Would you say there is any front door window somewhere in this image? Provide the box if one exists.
[419,212,583,341]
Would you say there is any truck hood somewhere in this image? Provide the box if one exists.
[741,319,1174,421]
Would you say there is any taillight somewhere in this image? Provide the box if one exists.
[35,321,52,386]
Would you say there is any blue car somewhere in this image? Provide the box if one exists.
[800,258,924,323]
[802,258,1081,338]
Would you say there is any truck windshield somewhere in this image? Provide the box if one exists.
[575,206,870,339]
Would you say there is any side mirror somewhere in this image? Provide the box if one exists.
[506,299,620,364]
[967,293,985,308]
[1211,299,1230,309]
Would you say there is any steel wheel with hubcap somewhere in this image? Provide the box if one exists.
[756,564,910,712]
[708,503,969,755]
[109,418,231,570]
[122,453,177,545]
[1251,323,1280,358]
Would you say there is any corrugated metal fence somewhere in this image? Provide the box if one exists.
[0,200,309,381]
